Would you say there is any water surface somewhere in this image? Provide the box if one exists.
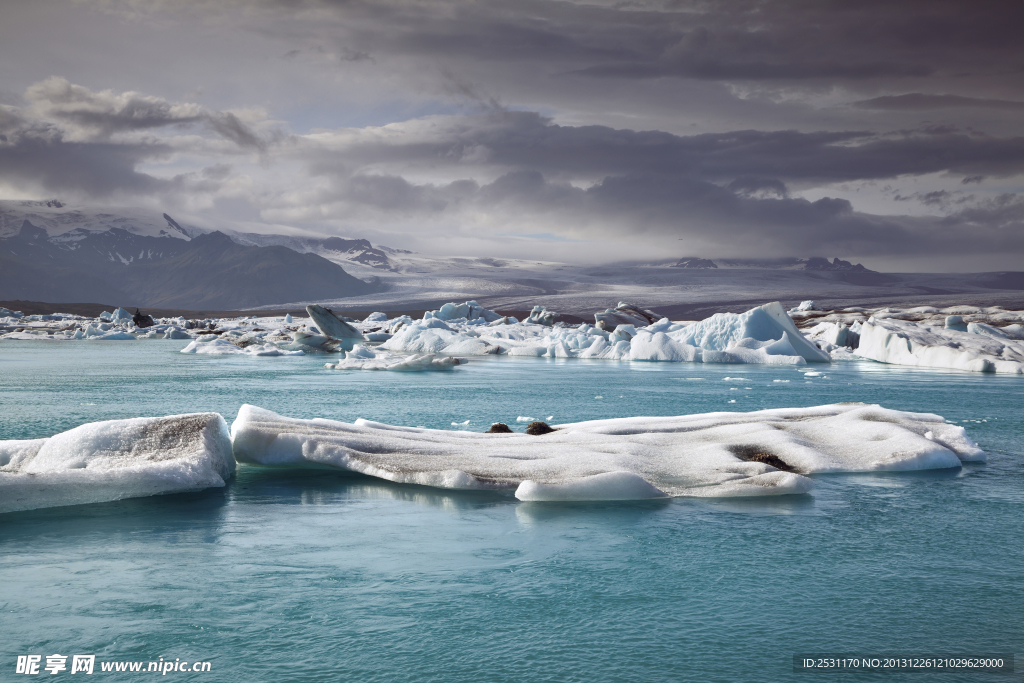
[1,341,1021,681]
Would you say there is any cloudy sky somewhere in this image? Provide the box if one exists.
[1,0,1023,270]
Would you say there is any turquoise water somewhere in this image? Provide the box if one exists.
[1,340,1022,681]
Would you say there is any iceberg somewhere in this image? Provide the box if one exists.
[856,318,1024,374]
[594,302,660,330]
[425,301,502,323]
[305,304,365,349]
[324,345,466,371]
[377,301,826,367]
[671,302,830,363]
[180,337,304,356]
[229,403,982,501]
[0,413,234,514]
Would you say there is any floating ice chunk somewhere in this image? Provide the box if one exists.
[91,330,136,341]
[426,301,502,323]
[594,303,661,330]
[527,305,557,326]
[0,413,234,513]
[516,416,535,423]
[181,338,245,354]
[229,404,982,501]
[110,307,133,324]
[380,324,459,354]
[347,344,376,359]
[163,326,191,340]
[516,472,668,501]
[364,311,388,323]
[305,304,364,349]
[326,351,464,371]
[452,420,471,427]
[805,321,858,350]
[180,338,302,356]
[284,313,293,323]
[856,318,1024,374]
[670,302,830,363]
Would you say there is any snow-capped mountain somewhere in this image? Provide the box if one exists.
[2,200,1022,315]
[0,202,382,309]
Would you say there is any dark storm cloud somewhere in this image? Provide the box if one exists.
[311,110,1024,184]
[276,0,1024,97]
[0,131,172,196]
[2,0,1022,264]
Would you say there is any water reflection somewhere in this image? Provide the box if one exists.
[0,487,230,543]
[515,498,672,526]
[232,466,514,511]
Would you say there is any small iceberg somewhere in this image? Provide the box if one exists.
[305,304,365,350]
[229,403,983,501]
[325,345,467,371]
[0,413,235,514]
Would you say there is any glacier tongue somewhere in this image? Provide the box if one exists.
[0,413,234,514]
[229,403,983,501]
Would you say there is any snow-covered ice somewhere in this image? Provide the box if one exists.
[229,403,983,501]
[856,318,1024,374]
[0,413,234,513]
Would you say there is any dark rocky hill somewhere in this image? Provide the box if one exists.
[0,221,382,309]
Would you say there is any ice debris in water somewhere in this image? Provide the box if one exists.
[379,301,828,366]
[229,403,984,502]
[0,413,234,514]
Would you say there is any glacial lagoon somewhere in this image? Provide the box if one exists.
[1,340,1022,681]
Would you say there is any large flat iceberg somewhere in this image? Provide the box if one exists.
[856,318,1024,374]
[0,413,234,513]
[230,404,982,501]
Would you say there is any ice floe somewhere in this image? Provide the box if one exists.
[229,403,984,501]
[856,318,1024,374]
[324,344,466,371]
[0,413,234,513]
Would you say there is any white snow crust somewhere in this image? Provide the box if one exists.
[0,413,234,513]
[229,403,983,501]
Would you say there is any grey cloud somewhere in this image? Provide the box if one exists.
[853,94,1024,111]
[266,0,1024,94]
[25,77,267,151]
[206,112,267,152]
[0,132,171,197]
[318,110,1024,184]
